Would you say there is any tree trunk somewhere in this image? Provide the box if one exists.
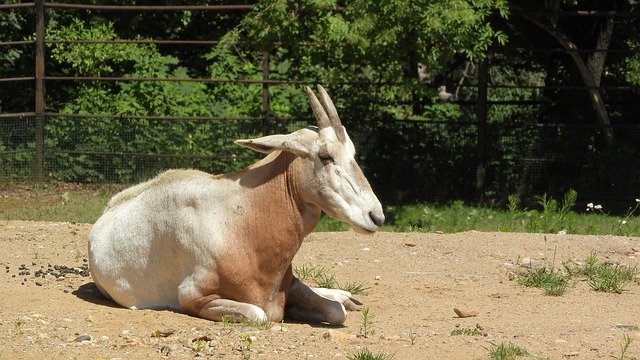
[587,17,615,87]
[514,6,615,145]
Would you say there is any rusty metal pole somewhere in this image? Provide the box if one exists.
[475,59,488,204]
[261,51,270,135]
[34,0,46,179]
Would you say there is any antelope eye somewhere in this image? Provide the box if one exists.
[318,153,334,165]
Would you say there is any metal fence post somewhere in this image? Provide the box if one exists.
[475,58,488,203]
[34,0,46,179]
[261,51,270,135]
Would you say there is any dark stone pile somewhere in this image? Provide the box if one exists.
[13,261,90,279]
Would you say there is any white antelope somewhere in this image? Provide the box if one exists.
[88,85,384,325]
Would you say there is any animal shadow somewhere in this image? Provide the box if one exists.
[72,282,119,308]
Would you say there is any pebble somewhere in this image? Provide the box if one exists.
[453,308,478,318]
[160,345,171,356]
[322,329,354,341]
[73,334,92,343]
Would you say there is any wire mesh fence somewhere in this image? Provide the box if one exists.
[1,1,639,211]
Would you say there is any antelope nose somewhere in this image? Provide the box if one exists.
[369,211,385,228]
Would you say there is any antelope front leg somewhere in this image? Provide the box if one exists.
[285,277,358,326]
[192,298,268,323]
[310,287,362,311]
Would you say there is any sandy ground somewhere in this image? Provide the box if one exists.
[1,220,639,359]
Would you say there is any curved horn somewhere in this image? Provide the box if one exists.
[317,84,346,142]
[305,86,331,130]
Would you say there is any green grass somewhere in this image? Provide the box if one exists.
[517,267,570,296]
[387,193,640,236]
[613,334,635,360]
[450,325,485,336]
[293,264,370,295]
[1,184,639,238]
[347,348,394,360]
[0,183,120,223]
[518,252,638,295]
[487,342,532,360]
[575,252,638,294]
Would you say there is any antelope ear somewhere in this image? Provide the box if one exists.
[234,128,317,158]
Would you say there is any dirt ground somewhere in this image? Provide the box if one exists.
[1,220,639,359]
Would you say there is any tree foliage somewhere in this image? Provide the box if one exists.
[0,0,638,210]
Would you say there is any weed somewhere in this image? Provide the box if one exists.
[14,319,24,334]
[450,325,484,336]
[293,264,369,294]
[294,264,337,288]
[347,348,395,360]
[150,329,175,338]
[357,307,375,339]
[517,267,570,296]
[487,342,530,360]
[587,263,637,294]
[572,252,638,294]
[613,334,635,360]
[234,333,253,360]
[340,282,371,296]
[520,251,638,295]
[406,328,418,345]
[191,338,206,355]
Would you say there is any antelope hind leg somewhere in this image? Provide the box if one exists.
[190,298,268,323]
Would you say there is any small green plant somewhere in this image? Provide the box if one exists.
[340,282,371,296]
[347,348,394,360]
[613,334,635,360]
[406,328,418,345]
[14,319,24,334]
[150,329,175,338]
[573,252,637,294]
[450,325,484,336]
[587,263,637,294]
[487,342,530,360]
[294,265,337,288]
[191,338,206,355]
[357,307,375,339]
[293,264,369,294]
[517,267,570,296]
[235,333,253,360]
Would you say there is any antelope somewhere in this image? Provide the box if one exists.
[88,85,384,325]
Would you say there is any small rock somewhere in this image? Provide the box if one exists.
[404,242,416,247]
[73,334,92,343]
[614,324,639,330]
[322,329,354,341]
[374,276,382,280]
[453,308,478,318]
[160,345,171,356]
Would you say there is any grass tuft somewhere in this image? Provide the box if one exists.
[347,348,395,360]
[293,264,369,295]
[487,342,530,360]
[450,325,485,336]
[517,267,570,296]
